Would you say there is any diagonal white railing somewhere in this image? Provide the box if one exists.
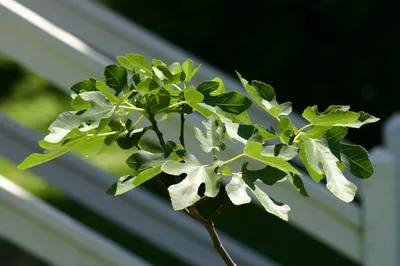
[0,0,399,265]
[0,175,150,266]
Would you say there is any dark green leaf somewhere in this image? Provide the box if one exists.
[287,173,309,197]
[70,78,96,94]
[117,127,149,150]
[340,144,374,179]
[241,162,287,185]
[104,65,127,95]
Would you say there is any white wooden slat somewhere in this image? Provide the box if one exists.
[0,176,151,266]
[0,0,363,262]
[361,147,397,266]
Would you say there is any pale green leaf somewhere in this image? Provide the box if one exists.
[302,105,360,127]
[162,151,221,210]
[18,136,87,170]
[44,92,115,143]
[300,134,356,202]
[125,54,152,75]
[226,172,290,221]
[194,116,226,153]
[244,141,300,175]
[95,81,120,104]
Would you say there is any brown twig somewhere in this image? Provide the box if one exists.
[209,199,231,222]
[149,115,166,149]
[179,113,185,147]
[186,206,236,266]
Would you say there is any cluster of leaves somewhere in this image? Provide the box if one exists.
[18,54,379,221]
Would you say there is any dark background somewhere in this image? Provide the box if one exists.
[100,0,399,150]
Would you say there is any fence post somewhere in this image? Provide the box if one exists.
[383,113,400,266]
[361,147,396,266]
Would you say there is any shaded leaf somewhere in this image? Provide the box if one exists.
[117,127,149,150]
[340,144,374,179]
[71,78,96,94]
[287,173,309,197]
[104,65,127,95]
[241,162,287,185]
[278,117,295,144]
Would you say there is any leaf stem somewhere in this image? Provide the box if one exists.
[296,124,313,134]
[132,114,144,128]
[167,101,188,110]
[87,131,119,137]
[173,84,182,91]
[218,153,245,168]
[119,105,146,113]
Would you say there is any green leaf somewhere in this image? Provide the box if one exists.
[337,111,380,128]
[135,78,159,94]
[182,59,201,82]
[237,72,291,118]
[95,81,120,104]
[211,77,226,95]
[340,144,374,179]
[194,116,226,153]
[147,89,171,114]
[304,126,331,139]
[197,81,252,114]
[286,173,309,197]
[261,144,298,161]
[44,92,115,143]
[302,105,360,127]
[237,124,277,141]
[299,134,356,202]
[106,175,136,196]
[241,162,287,185]
[226,172,290,221]
[71,78,96,94]
[244,141,300,175]
[117,127,149,150]
[104,65,127,95]
[71,95,91,111]
[18,136,87,170]
[162,151,221,210]
[278,117,296,144]
[184,89,215,117]
[125,54,152,75]
[126,141,183,174]
[325,128,374,179]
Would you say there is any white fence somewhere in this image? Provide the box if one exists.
[0,0,398,265]
[0,175,150,266]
